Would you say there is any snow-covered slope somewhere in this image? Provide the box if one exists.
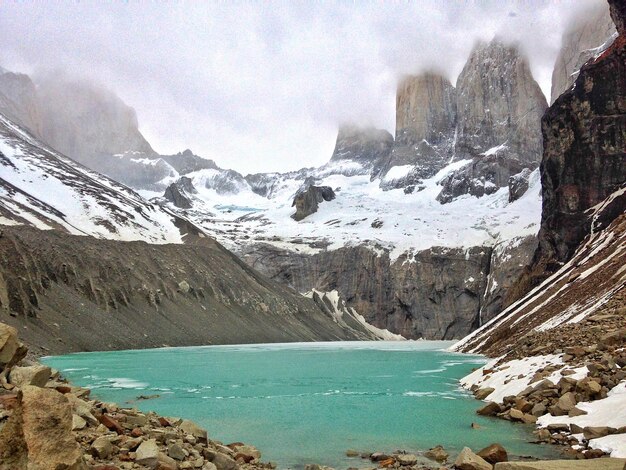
[0,113,195,244]
[150,157,541,261]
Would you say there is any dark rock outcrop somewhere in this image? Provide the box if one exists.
[163,176,196,209]
[0,226,374,356]
[330,125,393,165]
[437,155,525,204]
[537,16,625,267]
[291,184,336,221]
[508,168,533,203]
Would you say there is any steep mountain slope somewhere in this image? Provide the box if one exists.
[0,113,383,353]
[452,4,625,456]
[0,113,189,244]
[0,225,378,356]
[455,0,625,355]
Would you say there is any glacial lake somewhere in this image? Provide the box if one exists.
[44,341,560,468]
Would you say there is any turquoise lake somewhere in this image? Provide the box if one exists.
[43,341,559,468]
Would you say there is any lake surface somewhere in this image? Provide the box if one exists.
[44,341,558,468]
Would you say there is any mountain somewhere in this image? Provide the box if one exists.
[0,112,386,354]
[453,0,626,346]
[0,33,557,342]
[452,3,625,456]
[550,2,616,104]
[0,113,189,243]
[377,72,456,189]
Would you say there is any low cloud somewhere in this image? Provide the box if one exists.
[0,0,606,173]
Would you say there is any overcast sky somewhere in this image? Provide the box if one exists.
[0,0,605,173]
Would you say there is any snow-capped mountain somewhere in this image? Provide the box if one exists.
[0,113,197,244]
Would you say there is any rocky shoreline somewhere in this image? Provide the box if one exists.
[459,307,626,461]
[1,321,624,470]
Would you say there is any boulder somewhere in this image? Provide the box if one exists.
[0,385,86,470]
[157,451,178,470]
[454,447,492,470]
[556,391,577,412]
[478,443,508,464]
[204,450,239,470]
[509,408,524,421]
[477,401,502,416]
[168,442,187,461]
[583,426,616,440]
[0,323,19,366]
[179,419,208,442]
[577,378,602,396]
[396,454,418,466]
[135,439,159,468]
[475,387,495,400]
[8,365,52,388]
[425,445,448,462]
[493,459,626,469]
[91,436,113,459]
[232,444,261,462]
[72,414,87,430]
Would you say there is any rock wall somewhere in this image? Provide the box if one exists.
[241,241,536,340]
[0,71,42,137]
[550,3,616,104]
[456,0,626,355]
[455,40,547,166]
[0,226,376,355]
[537,17,626,267]
[395,73,457,147]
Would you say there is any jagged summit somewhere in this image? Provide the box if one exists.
[455,38,547,165]
[376,72,457,189]
[395,72,456,148]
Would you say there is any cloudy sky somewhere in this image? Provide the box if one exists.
[0,0,605,173]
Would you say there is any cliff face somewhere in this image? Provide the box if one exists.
[456,0,626,355]
[550,3,616,104]
[379,73,456,187]
[36,78,155,165]
[240,240,535,340]
[0,71,42,137]
[537,18,626,267]
[455,40,547,166]
[395,73,457,147]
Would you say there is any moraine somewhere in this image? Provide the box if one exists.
[44,341,561,469]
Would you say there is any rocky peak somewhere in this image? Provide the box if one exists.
[36,77,155,166]
[163,176,197,209]
[455,38,547,166]
[550,3,616,104]
[330,125,393,165]
[395,72,456,146]
[378,73,456,186]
